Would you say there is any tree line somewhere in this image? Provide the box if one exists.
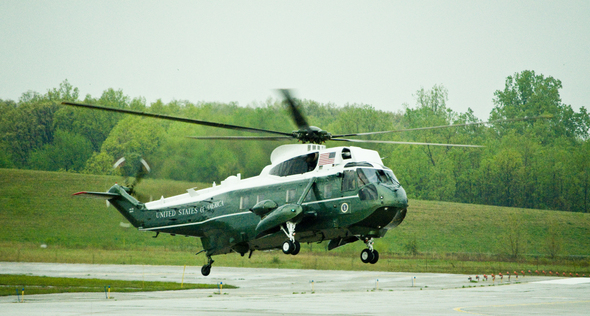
[1,70,589,212]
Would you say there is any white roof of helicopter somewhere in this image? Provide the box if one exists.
[145,144,386,209]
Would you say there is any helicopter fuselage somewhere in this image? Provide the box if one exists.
[106,144,408,259]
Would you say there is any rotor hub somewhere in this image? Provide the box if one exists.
[292,126,332,144]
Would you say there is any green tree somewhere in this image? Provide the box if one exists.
[501,212,527,260]
[0,99,17,167]
[85,116,164,175]
[1,101,60,167]
[46,79,79,102]
[575,141,590,212]
[28,129,93,172]
[404,85,457,167]
[397,85,485,203]
[83,152,117,175]
[490,70,589,142]
[545,224,562,259]
[53,88,139,153]
[0,80,80,168]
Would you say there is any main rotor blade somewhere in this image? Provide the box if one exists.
[331,138,485,148]
[332,114,553,138]
[62,102,293,137]
[278,89,310,130]
[187,136,295,141]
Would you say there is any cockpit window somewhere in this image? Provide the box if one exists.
[344,162,373,168]
[357,168,399,186]
[341,170,358,191]
[384,170,399,183]
[269,152,318,177]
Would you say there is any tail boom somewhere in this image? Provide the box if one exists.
[73,184,144,228]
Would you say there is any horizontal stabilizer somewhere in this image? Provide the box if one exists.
[72,191,120,200]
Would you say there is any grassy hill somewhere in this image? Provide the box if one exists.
[0,168,208,251]
[1,168,589,274]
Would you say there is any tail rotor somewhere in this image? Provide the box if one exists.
[113,155,151,202]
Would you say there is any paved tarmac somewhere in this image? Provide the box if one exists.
[1,262,589,315]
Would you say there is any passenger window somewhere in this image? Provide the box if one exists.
[240,196,250,209]
[257,194,265,203]
[286,189,296,203]
[324,183,333,199]
[304,189,316,202]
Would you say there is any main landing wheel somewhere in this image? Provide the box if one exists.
[282,240,301,255]
[369,250,379,264]
[282,240,295,254]
[291,240,301,255]
[201,264,211,276]
[360,249,379,264]
[360,249,374,263]
[201,256,214,276]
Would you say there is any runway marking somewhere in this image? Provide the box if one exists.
[533,278,590,285]
[454,300,590,315]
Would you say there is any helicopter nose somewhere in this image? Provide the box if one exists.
[393,185,408,208]
[377,184,408,208]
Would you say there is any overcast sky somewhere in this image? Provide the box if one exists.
[1,0,589,120]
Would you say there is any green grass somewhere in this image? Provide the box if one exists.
[0,274,232,296]
[0,168,208,250]
[2,243,587,276]
[1,168,589,275]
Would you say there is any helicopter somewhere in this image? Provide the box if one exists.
[64,90,547,276]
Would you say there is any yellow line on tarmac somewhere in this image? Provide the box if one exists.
[454,300,590,315]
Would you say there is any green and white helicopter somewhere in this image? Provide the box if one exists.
[64,90,543,276]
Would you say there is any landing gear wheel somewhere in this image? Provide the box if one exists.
[201,264,211,276]
[369,250,379,264]
[360,249,374,263]
[291,240,301,255]
[281,222,300,255]
[282,240,295,254]
[201,256,214,276]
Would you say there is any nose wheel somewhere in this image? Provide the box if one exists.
[360,238,379,264]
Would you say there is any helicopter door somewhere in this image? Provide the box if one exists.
[339,170,358,214]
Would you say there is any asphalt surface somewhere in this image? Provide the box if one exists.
[1,262,589,315]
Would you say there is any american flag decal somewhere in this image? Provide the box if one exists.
[319,152,336,166]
